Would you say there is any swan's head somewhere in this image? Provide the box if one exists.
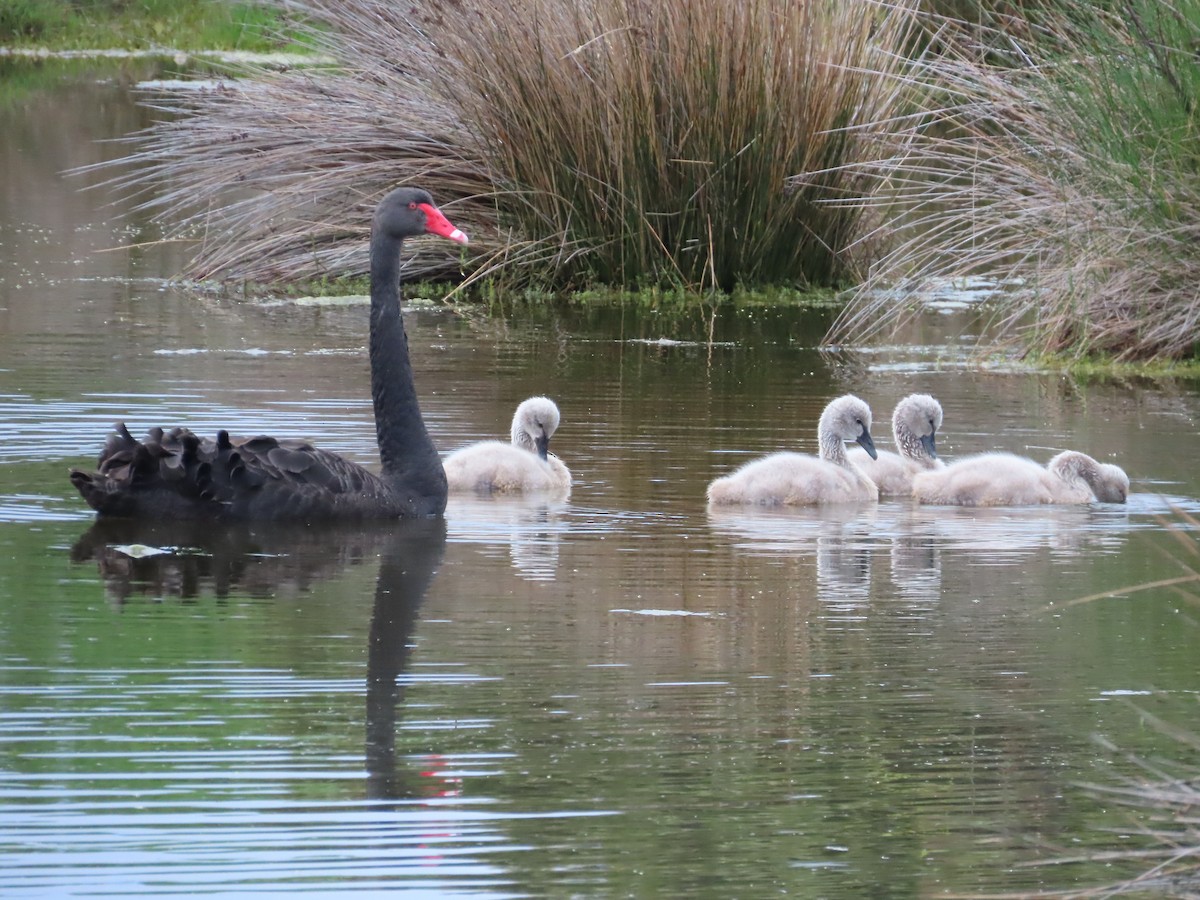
[1049,451,1129,503]
[894,393,942,461]
[821,394,877,460]
[374,187,468,245]
[511,396,561,460]
[1092,462,1130,503]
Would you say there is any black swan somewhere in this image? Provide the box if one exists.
[442,396,572,496]
[705,394,879,506]
[69,187,468,521]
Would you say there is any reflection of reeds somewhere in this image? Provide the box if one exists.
[1052,714,1200,899]
[99,0,920,289]
[1052,509,1199,612]
[830,0,1200,361]
[1025,510,1199,898]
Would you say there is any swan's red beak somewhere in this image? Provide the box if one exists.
[418,203,469,245]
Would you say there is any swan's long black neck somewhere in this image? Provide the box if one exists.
[369,233,441,484]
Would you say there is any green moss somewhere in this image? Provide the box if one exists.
[1031,353,1200,381]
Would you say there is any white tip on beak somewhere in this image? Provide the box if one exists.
[448,229,468,245]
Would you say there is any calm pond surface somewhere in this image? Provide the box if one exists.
[2,62,1199,899]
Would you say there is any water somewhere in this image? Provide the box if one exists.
[2,62,1199,898]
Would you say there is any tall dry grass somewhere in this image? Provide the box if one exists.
[92,31,496,284]
[432,0,919,290]
[830,0,1200,361]
[95,0,921,289]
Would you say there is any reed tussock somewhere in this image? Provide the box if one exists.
[831,0,1200,361]
[433,0,918,289]
[98,0,920,289]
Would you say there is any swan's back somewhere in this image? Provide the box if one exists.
[69,423,443,521]
[443,440,571,495]
[706,451,877,506]
[706,394,879,507]
[443,397,572,496]
[847,393,944,496]
[912,451,1082,506]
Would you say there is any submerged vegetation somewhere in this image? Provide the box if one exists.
[43,0,1200,362]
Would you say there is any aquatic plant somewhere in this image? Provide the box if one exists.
[830,0,1200,361]
[96,0,920,289]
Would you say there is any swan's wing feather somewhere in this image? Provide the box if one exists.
[70,423,385,519]
[223,439,379,498]
[913,453,1062,505]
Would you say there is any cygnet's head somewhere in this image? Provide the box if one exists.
[893,393,942,461]
[1092,462,1130,503]
[1049,450,1129,503]
[820,394,877,460]
[511,396,562,460]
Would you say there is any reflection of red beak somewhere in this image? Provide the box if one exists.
[418,202,469,245]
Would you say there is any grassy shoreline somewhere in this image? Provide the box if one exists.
[0,0,307,53]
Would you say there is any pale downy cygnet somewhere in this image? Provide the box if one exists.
[912,448,1127,506]
[443,396,572,496]
[706,394,879,507]
[847,393,944,496]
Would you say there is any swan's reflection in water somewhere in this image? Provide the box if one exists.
[71,518,447,801]
[901,502,1130,558]
[445,494,570,582]
[70,519,419,603]
[887,530,942,603]
[706,499,1135,606]
[361,520,448,801]
[706,503,881,605]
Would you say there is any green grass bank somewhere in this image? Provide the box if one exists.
[0,0,303,52]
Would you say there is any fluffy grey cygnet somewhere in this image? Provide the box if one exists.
[912,449,1128,506]
[443,396,572,496]
[847,393,944,496]
[706,394,879,507]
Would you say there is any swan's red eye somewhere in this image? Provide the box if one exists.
[408,202,417,210]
